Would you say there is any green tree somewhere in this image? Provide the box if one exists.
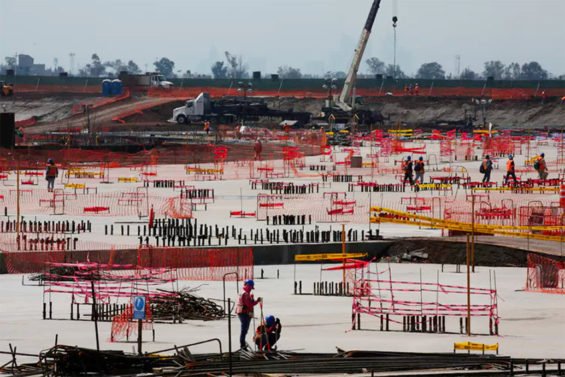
[4,56,16,68]
[386,64,407,79]
[520,61,548,80]
[154,57,175,78]
[416,62,445,79]
[460,68,480,80]
[483,61,505,80]
[224,51,248,79]
[277,66,303,79]
[211,61,228,79]
[127,60,141,74]
[503,62,521,80]
[366,57,386,75]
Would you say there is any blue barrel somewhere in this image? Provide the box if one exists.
[101,79,112,96]
[111,79,123,96]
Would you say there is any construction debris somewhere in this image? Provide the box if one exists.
[3,344,565,376]
[150,288,225,322]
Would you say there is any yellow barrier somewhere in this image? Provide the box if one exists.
[472,187,559,193]
[388,129,413,134]
[66,168,103,179]
[417,183,453,191]
[185,167,224,175]
[454,341,498,354]
[295,253,368,262]
[369,206,565,242]
[118,177,139,183]
[64,183,86,189]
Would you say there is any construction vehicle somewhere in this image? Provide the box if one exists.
[320,0,384,126]
[171,92,311,126]
[119,72,174,89]
[0,81,14,96]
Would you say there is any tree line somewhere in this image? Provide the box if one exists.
[2,53,563,81]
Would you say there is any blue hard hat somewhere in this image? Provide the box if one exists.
[407,156,411,161]
[508,154,513,159]
[265,315,275,327]
[540,153,545,157]
[47,158,54,164]
[244,279,254,288]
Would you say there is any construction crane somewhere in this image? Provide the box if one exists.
[337,0,382,111]
[319,0,384,127]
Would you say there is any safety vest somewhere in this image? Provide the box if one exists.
[506,160,514,172]
[46,165,58,178]
[236,291,254,315]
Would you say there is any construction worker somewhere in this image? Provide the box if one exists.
[535,153,548,180]
[203,120,210,135]
[414,156,425,183]
[480,155,493,183]
[402,156,414,185]
[254,139,263,161]
[254,315,282,351]
[236,279,262,350]
[414,83,420,96]
[45,158,58,193]
[505,154,517,185]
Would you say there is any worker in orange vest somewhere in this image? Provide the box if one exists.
[203,121,210,135]
[505,154,517,185]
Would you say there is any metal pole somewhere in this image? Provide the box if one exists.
[342,224,346,286]
[137,319,142,355]
[90,281,100,351]
[466,234,471,336]
[16,161,20,236]
[471,194,475,273]
[228,298,233,376]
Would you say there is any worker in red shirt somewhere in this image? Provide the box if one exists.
[236,279,262,349]
[254,139,263,161]
[45,158,59,193]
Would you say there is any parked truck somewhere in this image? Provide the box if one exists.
[171,92,311,126]
[119,72,174,89]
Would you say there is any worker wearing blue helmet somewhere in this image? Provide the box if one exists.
[236,279,262,349]
[254,314,282,351]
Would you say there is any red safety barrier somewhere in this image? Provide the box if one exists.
[83,206,110,214]
[526,254,565,293]
[230,211,256,218]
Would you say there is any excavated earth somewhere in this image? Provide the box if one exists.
[2,93,565,131]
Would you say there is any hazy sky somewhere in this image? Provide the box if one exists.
[1,0,564,77]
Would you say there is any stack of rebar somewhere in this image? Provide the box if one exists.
[150,289,225,322]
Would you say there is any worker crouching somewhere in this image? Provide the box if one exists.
[254,315,282,351]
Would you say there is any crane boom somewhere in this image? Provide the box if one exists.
[338,0,382,111]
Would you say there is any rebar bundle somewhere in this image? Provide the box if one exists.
[150,289,225,321]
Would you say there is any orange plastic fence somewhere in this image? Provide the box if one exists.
[1,246,254,277]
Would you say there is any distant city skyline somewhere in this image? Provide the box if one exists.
[1,0,564,77]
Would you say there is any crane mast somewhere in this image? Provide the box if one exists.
[337,0,382,111]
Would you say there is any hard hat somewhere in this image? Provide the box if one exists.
[540,153,545,157]
[508,154,513,159]
[419,156,423,161]
[265,315,275,327]
[47,158,54,164]
[244,279,255,288]
[406,156,411,161]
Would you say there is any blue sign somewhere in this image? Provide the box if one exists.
[133,296,146,320]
